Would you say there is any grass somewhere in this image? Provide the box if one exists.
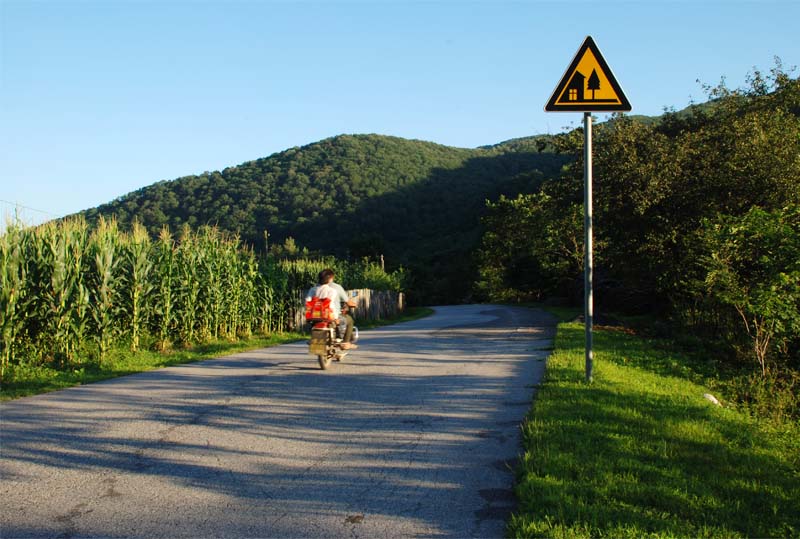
[510,321,800,539]
[1,307,435,401]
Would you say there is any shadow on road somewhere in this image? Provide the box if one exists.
[1,306,556,538]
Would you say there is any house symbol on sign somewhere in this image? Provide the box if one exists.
[565,71,585,102]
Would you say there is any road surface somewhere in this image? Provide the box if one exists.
[1,304,556,538]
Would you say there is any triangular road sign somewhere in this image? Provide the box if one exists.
[545,36,631,112]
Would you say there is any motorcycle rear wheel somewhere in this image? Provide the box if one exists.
[318,354,332,370]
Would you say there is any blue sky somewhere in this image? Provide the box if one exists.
[1,0,798,226]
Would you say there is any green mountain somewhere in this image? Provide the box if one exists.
[80,133,569,303]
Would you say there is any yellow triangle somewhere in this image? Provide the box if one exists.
[545,36,631,112]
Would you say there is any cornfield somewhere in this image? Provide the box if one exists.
[278,257,406,293]
[0,218,406,381]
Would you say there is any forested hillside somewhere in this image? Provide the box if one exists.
[80,135,568,303]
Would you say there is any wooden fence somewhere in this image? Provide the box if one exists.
[289,288,405,331]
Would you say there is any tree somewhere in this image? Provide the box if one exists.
[588,69,600,99]
[475,193,582,302]
[699,206,800,376]
[78,133,567,304]
[478,60,800,372]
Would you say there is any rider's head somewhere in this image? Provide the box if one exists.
[318,268,335,285]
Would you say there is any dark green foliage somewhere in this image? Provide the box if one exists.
[697,206,800,378]
[479,65,798,307]
[78,134,568,304]
[477,63,800,414]
[475,193,582,302]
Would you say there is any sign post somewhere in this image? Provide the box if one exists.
[545,36,630,382]
[583,111,593,382]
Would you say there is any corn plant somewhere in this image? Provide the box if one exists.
[88,217,121,362]
[221,239,242,340]
[238,253,259,338]
[174,225,201,346]
[259,256,289,332]
[123,222,154,353]
[152,227,175,352]
[37,219,89,365]
[20,225,50,359]
[0,223,28,380]
[197,226,224,341]
[257,281,274,335]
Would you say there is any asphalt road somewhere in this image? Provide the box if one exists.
[1,304,556,539]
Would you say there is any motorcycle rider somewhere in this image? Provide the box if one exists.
[306,268,358,349]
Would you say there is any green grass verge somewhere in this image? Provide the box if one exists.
[510,321,800,539]
[1,307,435,401]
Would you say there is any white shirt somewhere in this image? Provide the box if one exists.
[305,283,347,319]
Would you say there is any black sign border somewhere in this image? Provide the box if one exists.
[545,36,632,112]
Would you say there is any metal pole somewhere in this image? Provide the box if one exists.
[583,112,594,383]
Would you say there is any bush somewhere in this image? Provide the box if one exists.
[698,205,800,377]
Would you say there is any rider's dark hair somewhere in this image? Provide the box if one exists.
[318,268,335,284]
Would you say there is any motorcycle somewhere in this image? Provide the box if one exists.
[307,293,359,370]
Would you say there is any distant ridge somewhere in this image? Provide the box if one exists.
[79,133,570,302]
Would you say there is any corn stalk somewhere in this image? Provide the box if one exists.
[39,219,89,365]
[88,217,121,362]
[124,222,153,352]
[238,253,258,338]
[152,227,175,352]
[0,223,27,380]
[221,239,241,340]
[198,227,223,341]
[175,225,200,346]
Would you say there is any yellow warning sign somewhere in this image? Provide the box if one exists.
[545,36,631,112]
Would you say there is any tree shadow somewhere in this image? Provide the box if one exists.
[516,336,799,537]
